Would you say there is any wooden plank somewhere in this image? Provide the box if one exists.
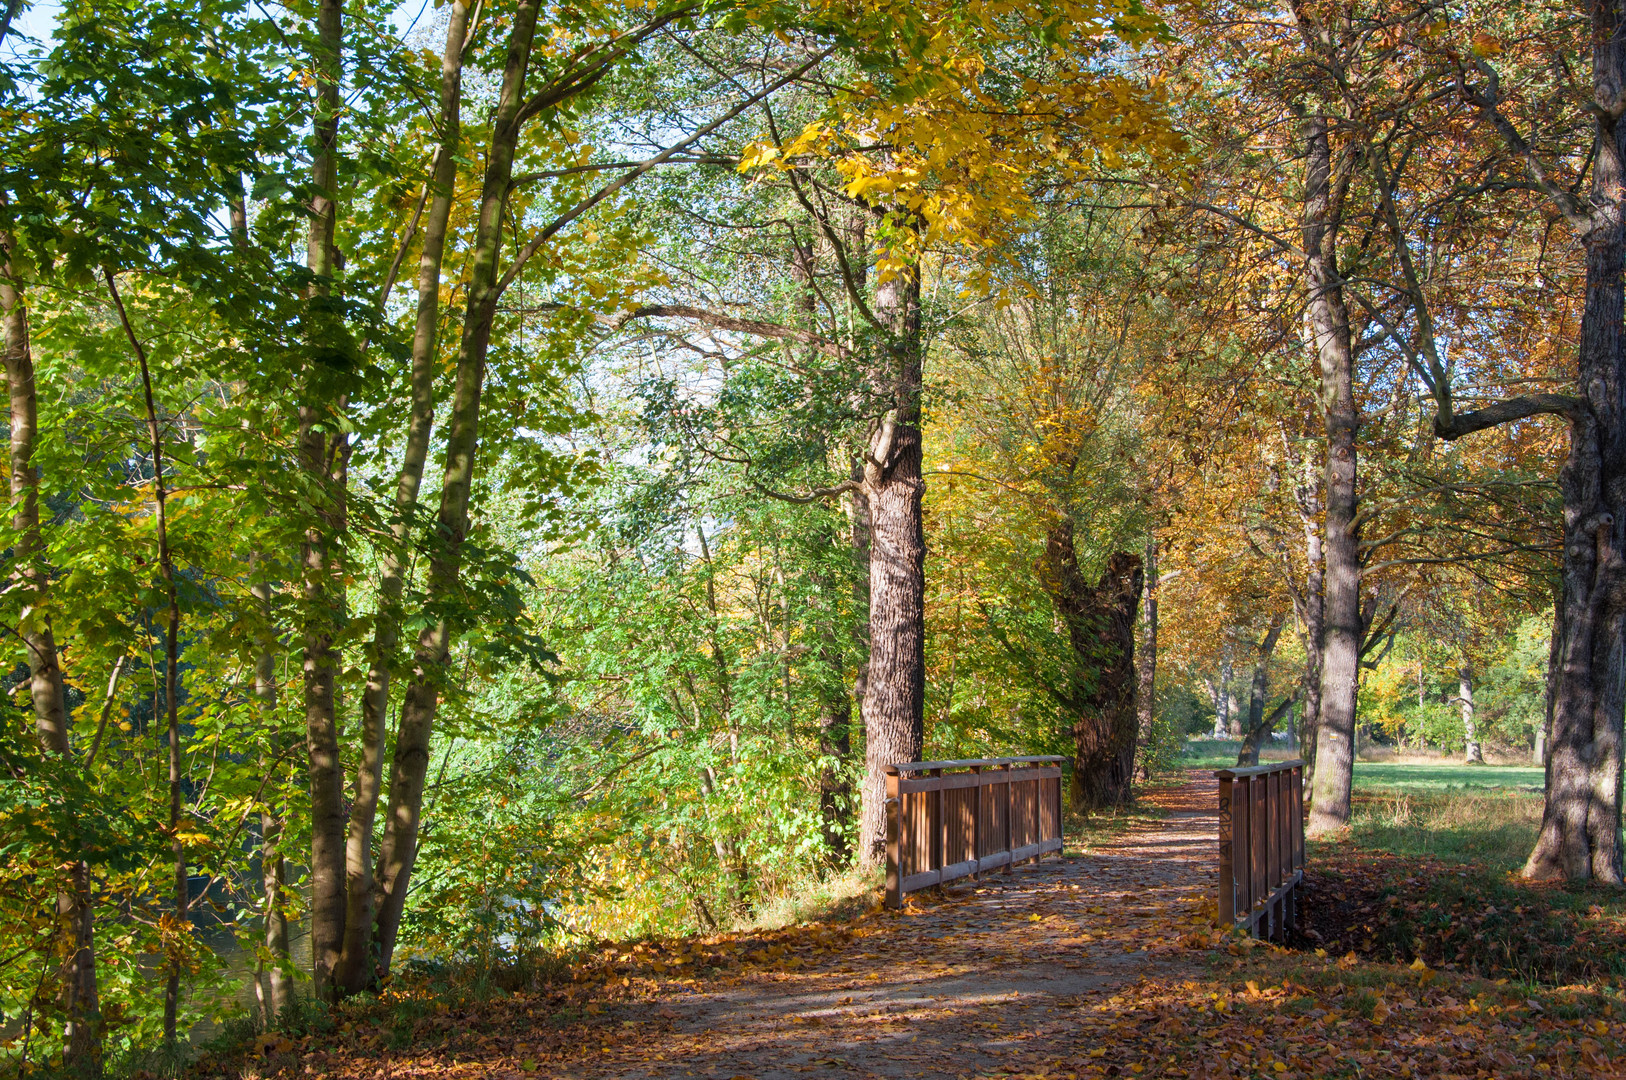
[971,765,983,876]
[885,770,901,908]
[887,755,1066,774]
[1214,759,1306,780]
[1012,836,1062,863]
[1240,871,1303,932]
[896,766,1061,794]
[1252,773,1267,913]
[1217,776,1235,927]
[977,849,1012,872]
[929,767,944,888]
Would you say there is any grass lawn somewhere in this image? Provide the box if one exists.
[1350,761,1543,793]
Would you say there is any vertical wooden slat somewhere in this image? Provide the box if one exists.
[1234,775,1251,925]
[1294,764,1305,872]
[1217,775,1235,928]
[1252,774,1266,930]
[970,764,983,875]
[929,767,944,883]
[1002,763,1012,872]
[885,768,901,908]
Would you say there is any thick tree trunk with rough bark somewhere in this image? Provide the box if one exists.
[1135,540,1158,777]
[1,246,99,1066]
[858,262,925,868]
[373,0,543,971]
[1237,615,1286,767]
[1041,536,1143,811]
[1302,112,1362,837]
[1518,3,1626,880]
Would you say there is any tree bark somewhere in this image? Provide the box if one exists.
[300,0,348,1001]
[1236,614,1286,767]
[1292,437,1325,792]
[1041,542,1143,811]
[252,568,291,1026]
[1459,664,1484,764]
[1303,112,1362,837]
[1,243,99,1067]
[338,0,471,998]
[1514,0,1626,881]
[857,260,925,868]
[1135,539,1158,778]
[373,0,543,972]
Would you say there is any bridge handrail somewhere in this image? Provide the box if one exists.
[1216,758,1305,939]
[885,755,1065,907]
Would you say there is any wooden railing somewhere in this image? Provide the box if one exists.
[885,755,1065,908]
[1216,759,1305,939]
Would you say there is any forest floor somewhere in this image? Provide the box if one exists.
[205,776,1626,1080]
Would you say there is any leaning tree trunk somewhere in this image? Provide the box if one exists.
[2,242,98,1067]
[858,259,925,868]
[1302,112,1363,837]
[373,0,543,973]
[1042,533,1143,811]
[1135,539,1158,778]
[338,0,470,998]
[1459,664,1484,764]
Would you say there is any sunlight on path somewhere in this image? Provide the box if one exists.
[553,780,1219,1080]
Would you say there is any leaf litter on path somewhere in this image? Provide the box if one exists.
[192,777,1625,1080]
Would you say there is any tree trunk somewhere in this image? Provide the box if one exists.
[6,243,98,1062]
[1042,542,1143,811]
[1524,16,1626,879]
[373,0,543,972]
[300,0,348,1001]
[1302,112,1362,837]
[1459,664,1484,764]
[338,0,470,998]
[2,244,99,1067]
[1294,449,1325,792]
[1236,615,1286,767]
[1135,539,1158,778]
[1208,657,1232,740]
[858,260,925,868]
[253,579,291,1027]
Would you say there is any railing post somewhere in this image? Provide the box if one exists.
[970,764,983,878]
[1001,762,1012,874]
[885,767,901,909]
[1217,775,1235,928]
[929,766,944,886]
